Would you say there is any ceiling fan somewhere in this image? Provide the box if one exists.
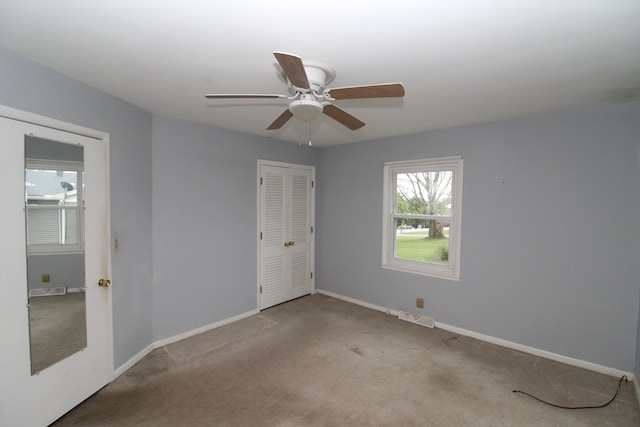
[205,52,405,131]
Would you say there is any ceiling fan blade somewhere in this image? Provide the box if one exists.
[323,104,365,130]
[205,94,287,99]
[327,83,405,100]
[266,109,294,130]
[273,52,310,89]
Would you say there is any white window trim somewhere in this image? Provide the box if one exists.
[382,156,463,281]
[26,159,84,255]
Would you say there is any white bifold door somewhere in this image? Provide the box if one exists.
[259,162,315,309]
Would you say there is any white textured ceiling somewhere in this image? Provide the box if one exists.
[1,1,639,147]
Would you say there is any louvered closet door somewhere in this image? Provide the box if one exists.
[288,168,312,297]
[259,164,313,309]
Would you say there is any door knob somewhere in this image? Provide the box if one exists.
[283,241,295,247]
[98,278,111,287]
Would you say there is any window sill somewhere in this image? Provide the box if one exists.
[381,263,460,282]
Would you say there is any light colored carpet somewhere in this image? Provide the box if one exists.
[54,294,639,426]
[29,292,87,374]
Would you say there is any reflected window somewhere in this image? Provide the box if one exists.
[25,160,84,254]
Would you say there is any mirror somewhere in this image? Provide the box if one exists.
[25,136,87,375]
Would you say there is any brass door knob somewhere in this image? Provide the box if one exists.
[98,278,111,287]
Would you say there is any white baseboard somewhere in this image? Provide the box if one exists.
[153,308,260,349]
[316,289,635,382]
[435,321,634,380]
[115,308,260,377]
[317,289,401,316]
[114,343,154,378]
[115,291,638,406]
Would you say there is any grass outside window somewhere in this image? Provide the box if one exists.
[395,228,449,265]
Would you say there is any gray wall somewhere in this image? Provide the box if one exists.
[151,115,316,340]
[316,102,640,372]
[636,131,640,381]
[26,254,84,291]
[0,47,154,368]
[637,290,640,382]
[2,46,639,375]
[26,135,84,161]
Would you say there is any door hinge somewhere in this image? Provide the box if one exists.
[260,286,262,294]
[260,232,263,240]
[310,226,314,234]
[310,272,313,279]
[260,177,263,185]
[311,180,314,188]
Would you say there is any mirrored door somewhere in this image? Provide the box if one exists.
[0,115,112,427]
[25,136,88,374]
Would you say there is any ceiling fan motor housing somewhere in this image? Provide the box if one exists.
[302,64,332,92]
[289,94,323,122]
[206,52,403,131]
[284,62,336,122]
[279,61,336,94]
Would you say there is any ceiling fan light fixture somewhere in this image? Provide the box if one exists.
[206,52,405,131]
[289,97,323,122]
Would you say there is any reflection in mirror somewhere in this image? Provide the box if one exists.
[25,136,87,375]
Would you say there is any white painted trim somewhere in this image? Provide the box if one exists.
[317,289,400,317]
[435,321,634,380]
[310,166,316,296]
[381,156,463,280]
[384,155,463,168]
[257,159,316,310]
[256,163,262,310]
[103,134,114,380]
[114,308,260,377]
[154,309,260,348]
[316,289,635,381]
[381,264,461,281]
[0,109,113,374]
[114,343,155,378]
[0,110,115,426]
[257,159,315,170]
[1,105,115,379]
[0,104,108,140]
[114,289,639,405]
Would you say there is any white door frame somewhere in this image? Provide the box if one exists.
[257,159,315,309]
[0,104,114,424]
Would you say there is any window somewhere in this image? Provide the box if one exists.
[382,156,463,280]
[25,160,84,254]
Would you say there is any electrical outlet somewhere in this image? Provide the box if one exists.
[42,274,50,283]
[416,298,424,309]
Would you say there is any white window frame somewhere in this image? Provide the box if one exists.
[382,156,463,280]
[25,159,84,255]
